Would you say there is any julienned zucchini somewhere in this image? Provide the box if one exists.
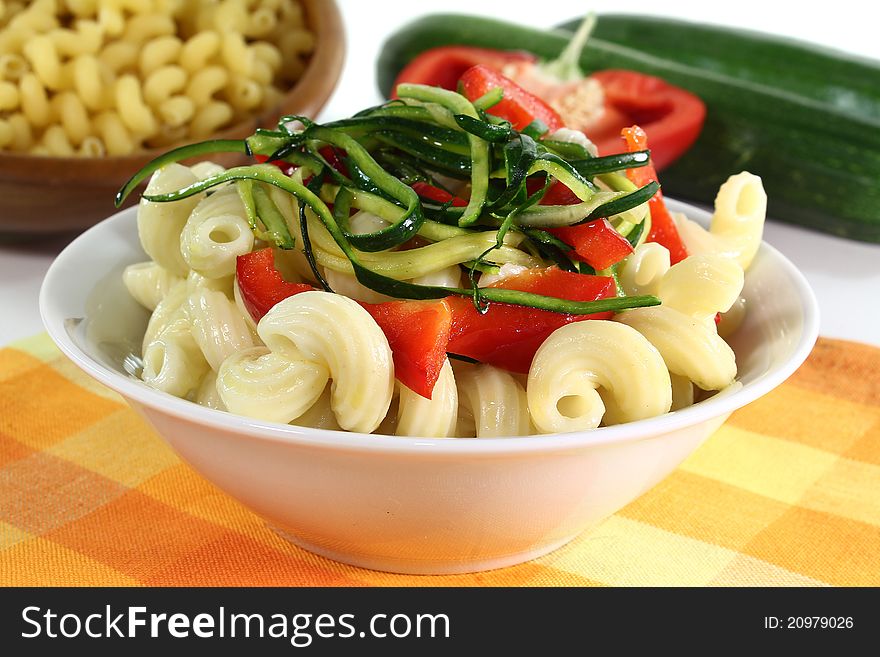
[377,14,880,242]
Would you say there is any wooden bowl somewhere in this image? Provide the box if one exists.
[0,0,345,236]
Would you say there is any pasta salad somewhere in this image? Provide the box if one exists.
[117,67,765,437]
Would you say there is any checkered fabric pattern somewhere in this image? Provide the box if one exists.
[1,334,878,586]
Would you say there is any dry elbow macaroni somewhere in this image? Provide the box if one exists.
[0,0,314,156]
[124,163,767,437]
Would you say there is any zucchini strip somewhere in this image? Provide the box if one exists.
[295,121,426,252]
[517,182,659,227]
[253,183,296,249]
[396,83,490,226]
[144,165,658,314]
[115,138,247,206]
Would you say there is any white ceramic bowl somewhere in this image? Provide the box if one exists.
[39,199,819,575]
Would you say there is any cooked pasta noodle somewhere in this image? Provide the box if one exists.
[717,295,748,339]
[189,160,227,181]
[410,265,463,288]
[617,242,670,298]
[670,373,695,411]
[141,323,209,397]
[258,292,395,433]
[187,288,256,371]
[123,261,182,311]
[179,186,254,279]
[195,369,225,411]
[142,278,189,348]
[658,253,744,324]
[292,384,342,431]
[527,321,672,433]
[321,268,392,304]
[140,282,209,397]
[217,346,329,424]
[137,163,204,276]
[455,361,531,437]
[396,359,458,438]
[673,172,767,270]
[233,276,258,333]
[615,306,737,392]
[186,270,234,298]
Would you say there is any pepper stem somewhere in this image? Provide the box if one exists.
[539,13,596,81]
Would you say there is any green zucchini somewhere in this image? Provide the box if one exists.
[377,14,880,242]
[575,15,880,122]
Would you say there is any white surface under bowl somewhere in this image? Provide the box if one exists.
[39,199,819,575]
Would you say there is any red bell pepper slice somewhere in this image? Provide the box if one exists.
[525,176,581,206]
[411,181,467,207]
[621,125,689,264]
[458,65,564,132]
[317,145,349,178]
[527,178,634,271]
[253,153,296,176]
[236,248,315,321]
[236,249,452,399]
[446,268,616,373]
[590,70,705,171]
[393,46,535,98]
[363,300,452,399]
[542,181,581,206]
[548,219,634,271]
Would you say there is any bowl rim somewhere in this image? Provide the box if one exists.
[39,200,820,457]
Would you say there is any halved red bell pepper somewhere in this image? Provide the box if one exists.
[458,64,564,132]
[590,70,705,171]
[621,125,688,264]
[446,267,616,373]
[391,46,705,170]
[236,249,452,399]
[363,300,452,399]
[548,219,634,271]
[393,46,535,100]
[236,248,315,321]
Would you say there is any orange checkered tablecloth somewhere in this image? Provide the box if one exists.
[1,334,878,587]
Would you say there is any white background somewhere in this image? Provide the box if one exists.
[1,0,878,347]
